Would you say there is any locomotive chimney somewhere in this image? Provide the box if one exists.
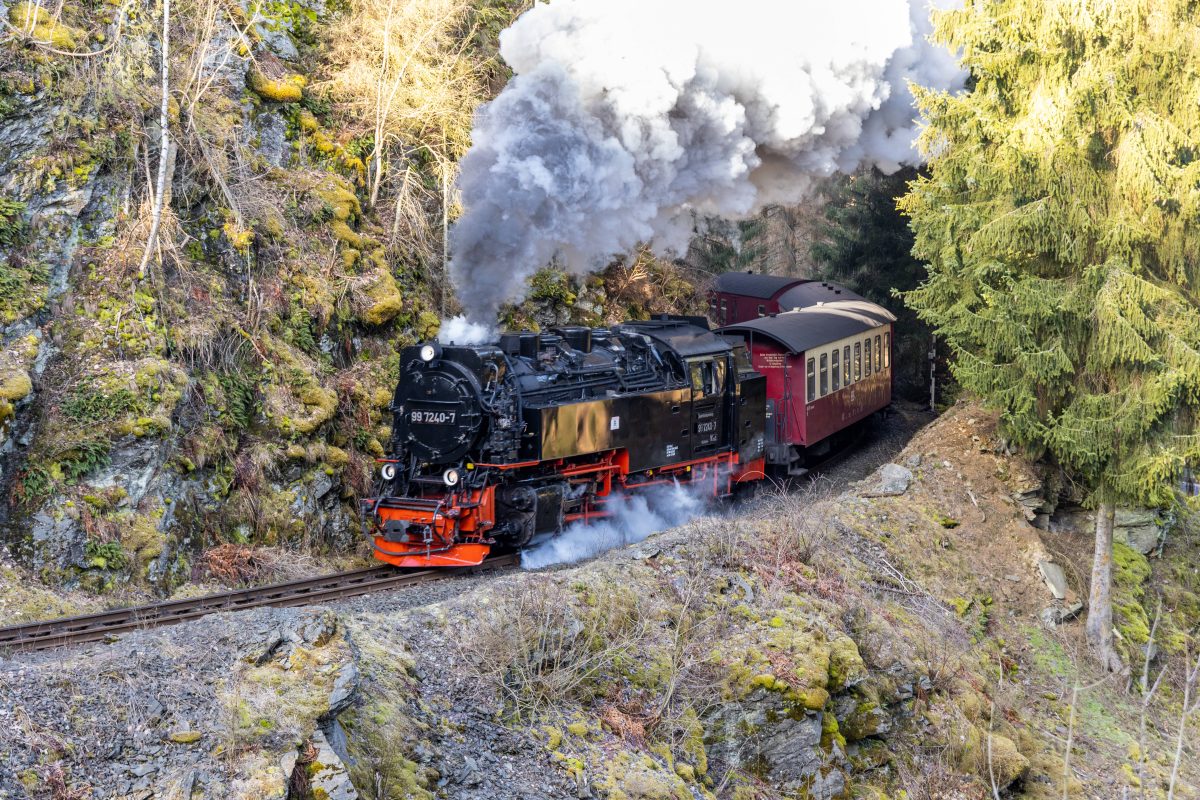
[519,333,541,360]
[553,326,593,353]
[499,332,542,359]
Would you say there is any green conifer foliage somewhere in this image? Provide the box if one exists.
[812,167,932,399]
[903,0,1200,510]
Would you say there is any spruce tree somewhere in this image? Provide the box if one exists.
[812,167,931,398]
[903,0,1200,671]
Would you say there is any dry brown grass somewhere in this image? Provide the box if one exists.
[464,578,651,721]
[319,0,485,212]
[196,543,328,586]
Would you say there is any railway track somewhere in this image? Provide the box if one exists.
[0,553,520,654]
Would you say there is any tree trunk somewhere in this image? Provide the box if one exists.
[928,334,937,412]
[137,0,171,280]
[1086,502,1122,672]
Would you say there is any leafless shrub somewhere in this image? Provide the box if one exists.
[319,0,484,209]
[464,579,648,721]
[912,626,967,697]
[893,754,987,800]
[707,479,838,579]
[1167,643,1200,800]
[39,764,90,800]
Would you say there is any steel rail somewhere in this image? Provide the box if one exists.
[0,553,519,654]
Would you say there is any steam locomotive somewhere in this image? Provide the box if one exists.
[363,274,894,568]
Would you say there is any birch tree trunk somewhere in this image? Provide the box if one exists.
[1086,502,1122,672]
[138,0,171,280]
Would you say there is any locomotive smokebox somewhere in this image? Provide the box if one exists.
[393,346,486,464]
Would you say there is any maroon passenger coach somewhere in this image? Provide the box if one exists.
[712,273,895,476]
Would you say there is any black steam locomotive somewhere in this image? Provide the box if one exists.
[365,317,767,566]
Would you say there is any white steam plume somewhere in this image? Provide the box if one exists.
[449,0,965,321]
[437,315,494,345]
[521,480,711,569]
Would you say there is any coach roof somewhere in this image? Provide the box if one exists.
[776,280,867,309]
[712,271,805,299]
[718,301,896,354]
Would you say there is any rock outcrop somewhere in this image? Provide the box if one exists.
[0,607,358,799]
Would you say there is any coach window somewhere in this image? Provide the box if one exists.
[883,333,890,368]
[806,358,816,401]
[864,338,872,376]
[819,353,828,396]
[854,343,861,381]
[757,304,766,317]
[844,346,852,383]
[831,349,840,391]
[875,335,882,371]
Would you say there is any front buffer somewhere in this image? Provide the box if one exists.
[367,484,496,568]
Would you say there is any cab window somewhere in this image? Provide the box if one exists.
[690,359,725,398]
[883,333,890,368]
[831,349,840,391]
[733,346,752,374]
[806,358,816,401]
[757,304,766,317]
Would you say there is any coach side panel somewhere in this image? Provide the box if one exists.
[801,324,893,446]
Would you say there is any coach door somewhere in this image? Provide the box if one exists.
[688,356,728,456]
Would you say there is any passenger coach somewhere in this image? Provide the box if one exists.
[713,274,895,476]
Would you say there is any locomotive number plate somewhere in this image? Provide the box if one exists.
[410,410,457,425]
[696,420,718,434]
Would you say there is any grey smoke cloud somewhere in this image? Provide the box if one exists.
[449,0,965,323]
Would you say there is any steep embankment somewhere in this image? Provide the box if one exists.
[4,402,1196,799]
[0,0,462,594]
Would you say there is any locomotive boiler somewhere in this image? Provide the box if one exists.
[364,317,768,567]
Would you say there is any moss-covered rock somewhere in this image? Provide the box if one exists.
[248,70,306,103]
[363,270,403,326]
[0,368,33,402]
[8,2,85,49]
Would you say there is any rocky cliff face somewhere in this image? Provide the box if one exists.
[0,0,519,593]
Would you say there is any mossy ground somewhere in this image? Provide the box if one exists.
[357,401,1199,800]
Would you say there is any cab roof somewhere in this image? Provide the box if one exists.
[620,317,731,359]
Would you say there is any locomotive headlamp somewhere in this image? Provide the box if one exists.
[419,343,441,362]
[380,463,397,481]
[442,468,461,487]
